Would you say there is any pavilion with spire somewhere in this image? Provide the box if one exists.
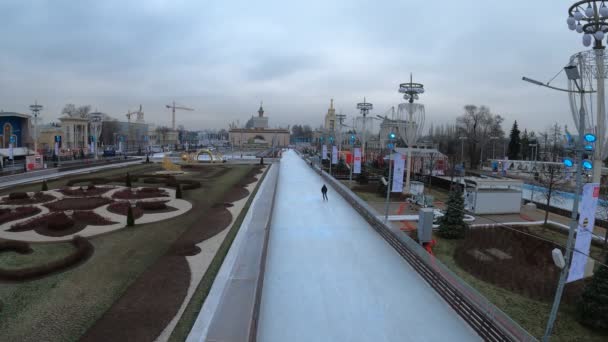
[228,102,290,148]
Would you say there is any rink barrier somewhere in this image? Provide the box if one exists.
[302,155,536,342]
[199,164,280,342]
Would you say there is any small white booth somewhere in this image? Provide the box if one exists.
[463,177,523,215]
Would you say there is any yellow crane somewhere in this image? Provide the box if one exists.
[166,101,193,130]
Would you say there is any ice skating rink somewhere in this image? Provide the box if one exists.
[257,151,480,342]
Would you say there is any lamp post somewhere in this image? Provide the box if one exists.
[29,101,43,154]
[384,131,397,223]
[398,74,425,194]
[459,136,468,166]
[357,98,373,164]
[567,1,608,183]
[490,136,499,160]
[523,61,594,341]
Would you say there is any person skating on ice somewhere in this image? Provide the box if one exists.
[321,184,328,201]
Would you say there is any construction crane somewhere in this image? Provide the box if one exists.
[166,101,193,130]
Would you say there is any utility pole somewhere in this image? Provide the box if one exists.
[29,101,43,154]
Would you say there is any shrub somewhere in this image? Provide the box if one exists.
[46,212,75,231]
[176,185,182,199]
[357,172,369,185]
[0,236,93,281]
[42,180,48,191]
[146,155,150,163]
[437,190,467,239]
[126,172,132,188]
[127,206,135,226]
[577,253,608,329]
[0,240,32,254]
[9,192,29,200]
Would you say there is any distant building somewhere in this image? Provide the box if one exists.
[324,99,336,131]
[229,104,290,148]
[0,112,34,163]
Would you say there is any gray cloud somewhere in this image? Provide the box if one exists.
[0,0,591,134]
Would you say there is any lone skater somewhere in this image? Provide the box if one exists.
[321,184,328,201]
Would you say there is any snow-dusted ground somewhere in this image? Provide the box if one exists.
[257,150,480,342]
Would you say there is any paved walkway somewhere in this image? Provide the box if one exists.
[257,151,479,342]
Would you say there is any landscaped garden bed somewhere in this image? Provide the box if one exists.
[59,185,112,197]
[107,202,144,219]
[9,211,115,237]
[0,236,93,281]
[45,197,112,211]
[112,188,168,199]
[1,192,56,205]
[0,207,41,225]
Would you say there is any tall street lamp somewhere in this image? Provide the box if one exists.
[567,1,608,183]
[384,131,397,223]
[489,136,499,159]
[356,98,373,162]
[523,62,594,342]
[459,136,468,166]
[29,101,43,154]
[398,73,425,193]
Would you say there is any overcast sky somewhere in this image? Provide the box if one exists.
[0,0,590,133]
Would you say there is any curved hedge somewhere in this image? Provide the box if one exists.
[0,236,94,282]
[0,240,33,255]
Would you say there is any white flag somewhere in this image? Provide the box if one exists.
[392,152,406,192]
[354,148,361,174]
[322,145,328,160]
[332,145,338,164]
[568,183,600,283]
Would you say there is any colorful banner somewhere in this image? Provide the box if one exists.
[332,145,338,164]
[392,152,406,193]
[54,142,59,156]
[353,148,361,174]
[8,143,13,160]
[322,145,328,160]
[568,183,600,283]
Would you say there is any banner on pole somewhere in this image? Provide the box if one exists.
[568,183,600,283]
[8,143,14,160]
[54,142,59,156]
[332,145,338,164]
[392,152,406,193]
[354,148,361,174]
[322,145,328,160]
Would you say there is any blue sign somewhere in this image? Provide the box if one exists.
[55,135,62,142]
[9,136,15,143]
[387,143,394,149]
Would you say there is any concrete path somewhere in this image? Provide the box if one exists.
[257,151,479,342]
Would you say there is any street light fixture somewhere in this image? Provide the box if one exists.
[384,130,397,223]
[523,62,593,342]
[398,73,425,193]
[566,1,608,183]
[357,98,373,163]
[29,101,43,154]
[459,136,468,166]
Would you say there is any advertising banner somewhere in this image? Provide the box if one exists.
[332,145,338,164]
[568,183,600,283]
[353,148,361,174]
[8,143,13,160]
[322,145,328,160]
[54,142,59,156]
[392,152,406,193]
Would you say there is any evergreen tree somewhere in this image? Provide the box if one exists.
[438,190,467,239]
[507,121,521,160]
[126,172,132,188]
[176,184,183,199]
[145,154,150,163]
[127,205,135,227]
[577,254,608,329]
[41,180,48,191]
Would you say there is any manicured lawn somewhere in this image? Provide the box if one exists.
[0,164,254,341]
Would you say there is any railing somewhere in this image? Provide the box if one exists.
[301,153,536,342]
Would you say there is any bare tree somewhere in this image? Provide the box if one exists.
[62,104,91,118]
[534,164,568,225]
[456,105,504,168]
[62,104,77,117]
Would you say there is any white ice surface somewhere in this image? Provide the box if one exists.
[257,150,480,342]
